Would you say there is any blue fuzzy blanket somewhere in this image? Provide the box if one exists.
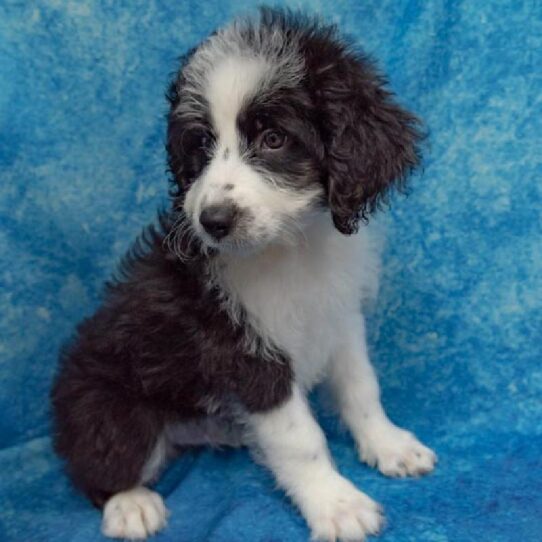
[1,1,541,541]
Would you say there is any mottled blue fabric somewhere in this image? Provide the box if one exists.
[1,1,541,541]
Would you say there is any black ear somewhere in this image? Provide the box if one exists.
[313,47,423,234]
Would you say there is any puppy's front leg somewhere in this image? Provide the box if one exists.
[329,315,437,478]
[248,385,383,541]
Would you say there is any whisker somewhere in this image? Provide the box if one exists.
[163,210,200,262]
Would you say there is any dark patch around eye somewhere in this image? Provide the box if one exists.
[180,124,215,184]
[236,91,327,191]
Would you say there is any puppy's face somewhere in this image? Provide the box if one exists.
[177,56,325,254]
[167,11,422,256]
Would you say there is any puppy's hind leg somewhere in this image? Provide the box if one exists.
[105,411,246,539]
[52,383,170,540]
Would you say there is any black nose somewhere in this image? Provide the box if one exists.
[199,204,236,240]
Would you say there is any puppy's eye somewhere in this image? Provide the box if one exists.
[262,129,286,150]
[199,133,212,150]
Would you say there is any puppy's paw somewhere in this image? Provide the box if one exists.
[304,475,384,541]
[359,424,437,478]
[102,487,168,540]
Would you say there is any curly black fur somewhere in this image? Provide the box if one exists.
[315,50,423,234]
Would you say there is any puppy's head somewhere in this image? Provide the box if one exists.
[166,9,422,256]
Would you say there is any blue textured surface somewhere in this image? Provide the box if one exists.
[1,1,541,541]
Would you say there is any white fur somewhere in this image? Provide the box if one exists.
[206,56,268,146]
[102,487,168,540]
[248,386,384,541]
[217,215,381,388]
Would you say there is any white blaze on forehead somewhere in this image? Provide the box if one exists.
[204,56,268,148]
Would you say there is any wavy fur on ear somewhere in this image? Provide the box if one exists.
[308,37,423,234]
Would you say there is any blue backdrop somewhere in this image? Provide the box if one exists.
[1,1,541,541]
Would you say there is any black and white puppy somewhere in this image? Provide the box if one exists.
[52,9,436,542]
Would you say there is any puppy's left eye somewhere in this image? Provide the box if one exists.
[262,129,286,150]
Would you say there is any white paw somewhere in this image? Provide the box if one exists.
[359,424,437,478]
[102,487,168,540]
[303,474,384,541]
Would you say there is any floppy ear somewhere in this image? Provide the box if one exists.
[316,50,423,234]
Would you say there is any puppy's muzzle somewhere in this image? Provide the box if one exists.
[199,203,237,240]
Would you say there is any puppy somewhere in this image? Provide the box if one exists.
[51,8,436,541]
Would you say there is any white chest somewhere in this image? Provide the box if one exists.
[218,221,380,389]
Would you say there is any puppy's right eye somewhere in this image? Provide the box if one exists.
[180,128,214,185]
[199,133,212,150]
